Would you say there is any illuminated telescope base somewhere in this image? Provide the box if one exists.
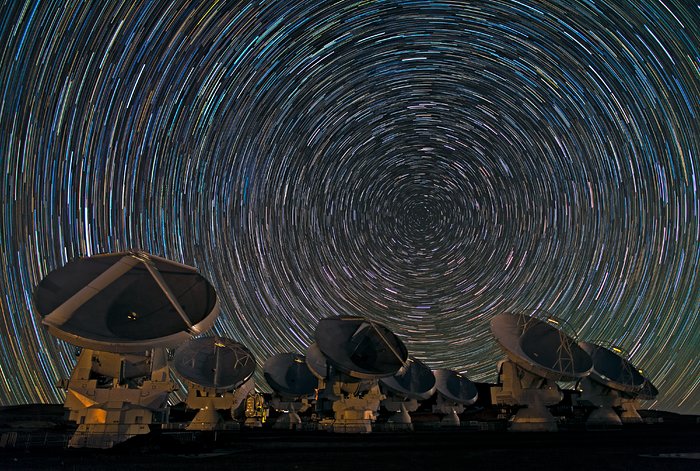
[382,398,419,430]
[318,381,384,433]
[578,377,643,427]
[619,398,644,424]
[268,398,312,430]
[490,360,562,432]
[61,349,174,448]
[432,398,465,427]
[183,379,253,431]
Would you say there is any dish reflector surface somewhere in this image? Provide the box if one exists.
[33,251,219,352]
[305,343,328,380]
[579,342,645,394]
[173,337,255,390]
[264,353,317,396]
[637,377,659,400]
[433,369,478,405]
[315,316,408,379]
[491,312,592,381]
[379,357,436,400]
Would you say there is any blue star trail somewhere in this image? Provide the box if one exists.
[0,0,698,414]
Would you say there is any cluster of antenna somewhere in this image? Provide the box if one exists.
[32,251,658,448]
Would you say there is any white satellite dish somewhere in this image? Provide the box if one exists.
[264,353,317,430]
[173,337,256,431]
[32,251,219,448]
[490,311,592,431]
[315,316,408,379]
[380,357,436,401]
[34,251,220,352]
[173,336,255,390]
[305,343,329,380]
[432,369,478,426]
[578,342,652,426]
[312,316,408,433]
[637,377,659,401]
[264,352,317,397]
[379,357,436,430]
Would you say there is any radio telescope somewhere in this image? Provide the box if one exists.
[637,376,659,401]
[264,352,317,429]
[577,342,651,426]
[172,336,255,430]
[311,316,408,433]
[431,369,478,426]
[305,342,329,380]
[379,357,435,430]
[490,311,592,431]
[32,251,220,448]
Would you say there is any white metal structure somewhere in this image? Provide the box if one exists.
[311,316,408,433]
[431,368,478,426]
[172,336,256,430]
[577,342,653,426]
[490,312,592,431]
[379,357,435,430]
[264,352,317,429]
[33,251,220,448]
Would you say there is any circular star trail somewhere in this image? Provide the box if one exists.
[0,1,698,413]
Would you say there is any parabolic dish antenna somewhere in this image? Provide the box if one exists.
[637,378,659,400]
[264,353,317,397]
[315,316,408,379]
[576,341,657,426]
[173,337,255,390]
[578,342,645,394]
[490,311,592,432]
[380,357,436,400]
[305,343,329,380]
[491,312,592,381]
[433,369,478,405]
[33,251,219,352]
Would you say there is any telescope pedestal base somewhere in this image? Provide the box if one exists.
[386,404,414,431]
[586,406,623,428]
[272,411,302,430]
[63,349,173,448]
[332,418,373,433]
[332,405,376,433]
[440,408,461,427]
[620,399,643,424]
[509,403,557,432]
[187,402,224,431]
[69,421,151,449]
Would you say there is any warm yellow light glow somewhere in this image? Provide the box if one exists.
[87,408,107,424]
[70,390,97,408]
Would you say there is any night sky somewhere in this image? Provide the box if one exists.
[0,1,698,415]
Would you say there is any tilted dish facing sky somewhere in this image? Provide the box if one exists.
[491,312,593,381]
[173,336,255,391]
[579,341,647,394]
[0,1,697,414]
[264,352,317,397]
[34,251,219,352]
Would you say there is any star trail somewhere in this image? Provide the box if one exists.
[0,1,698,414]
